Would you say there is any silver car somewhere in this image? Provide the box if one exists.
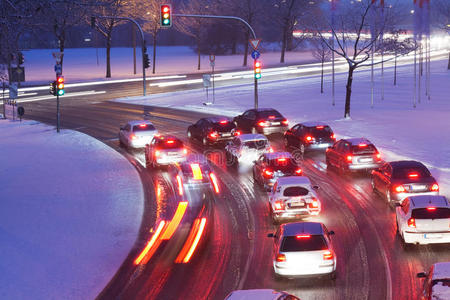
[119,120,158,149]
[225,134,272,165]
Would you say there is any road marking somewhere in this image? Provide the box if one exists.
[15,90,106,103]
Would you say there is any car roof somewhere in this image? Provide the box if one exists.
[343,138,372,146]
[432,262,450,280]
[238,134,267,142]
[300,121,329,127]
[154,135,182,142]
[389,160,426,169]
[264,152,292,160]
[409,195,449,208]
[282,222,324,236]
[127,120,154,126]
[276,176,311,186]
[226,289,285,300]
[205,116,230,123]
[254,108,279,112]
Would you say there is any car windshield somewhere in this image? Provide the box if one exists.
[411,208,450,219]
[244,140,267,149]
[280,235,327,252]
[157,139,183,149]
[351,144,377,155]
[392,166,431,179]
[268,158,297,173]
[305,126,333,138]
[133,124,155,132]
[283,186,309,197]
[258,110,283,119]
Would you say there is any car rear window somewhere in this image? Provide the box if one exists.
[411,208,450,219]
[392,166,431,179]
[258,110,283,119]
[305,126,333,138]
[281,235,327,252]
[283,186,309,197]
[267,158,297,173]
[156,139,183,149]
[212,122,236,132]
[351,144,377,155]
[244,140,267,149]
[133,124,156,132]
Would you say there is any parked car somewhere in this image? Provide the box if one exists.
[187,117,240,146]
[145,135,187,168]
[284,122,336,155]
[372,160,439,205]
[225,134,272,165]
[396,195,450,245]
[233,108,288,135]
[253,152,302,190]
[119,120,158,149]
[417,262,450,300]
[225,289,300,300]
[269,176,321,224]
[268,222,336,279]
[326,138,382,173]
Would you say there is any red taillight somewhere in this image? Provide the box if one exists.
[311,199,319,208]
[155,150,161,157]
[408,173,419,178]
[316,125,324,129]
[431,183,439,192]
[331,134,336,139]
[176,175,183,196]
[139,124,147,128]
[276,253,286,262]
[130,134,137,140]
[167,140,175,144]
[394,185,406,193]
[376,153,381,160]
[182,148,188,155]
[305,136,313,142]
[274,200,284,210]
[268,115,276,119]
[323,250,334,260]
[263,169,274,178]
[209,173,220,194]
[219,120,228,124]
[269,147,274,153]
[209,131,218,139]
[277,158,286,162]
[358,143,367,147]
[346,155,353,163]
[407,218,416,228]
[257,120,269,127]
[282,119,289,125]
[234,130,241,136]
[427,207,436,211]
[295,168,302,175]
[296,234,311,238]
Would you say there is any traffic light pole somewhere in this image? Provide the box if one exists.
[173,14,259,109]
[92,16,147,96]
[56,92,60,133]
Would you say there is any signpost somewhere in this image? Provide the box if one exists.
[209,54,216,104]
[202,74,212,103]
[249,39,261,109]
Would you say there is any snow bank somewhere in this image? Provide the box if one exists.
[0,120,144,299]
[116,59,450,196]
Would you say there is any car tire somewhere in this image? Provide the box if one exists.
[329,270,337,280]
[371,179,377,193]
[226,151,235,167]
[284,138,290,150]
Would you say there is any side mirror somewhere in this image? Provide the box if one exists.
[394,202,401,207]
[312,185,319,190]
[417,272,427,278]
[329,230,335,235]
[267,233,275,238]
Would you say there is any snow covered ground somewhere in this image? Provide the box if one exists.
[0,120,144,299]
[115,59,450,197]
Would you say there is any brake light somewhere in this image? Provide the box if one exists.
[190,163,203,180]
[130,134,137,140]
[358,143,367,147]
[209,131,218,139]
[219,120,228,124]
[274,200,284,210]
[376,153,381,160]
[407,218,416,228]
[268,115,276,119]
[182,148,188,155]
[431,183,439,192]
[323,250,334,260]
[139,124,147,128]
[427,207,436,211]
[311,199,319,208]
[258,120,269,127]
[296,234,311,238]
[176,175,183,196]
[277,158,286,162]
[276,253,286,262]
[331,134,336,139]
[155,150,161,157]
[305,136,313,142]
[209,173,220,194]
[346,155,353,163]
[408,173,419,178]
[234,130,241,136]
[394,185,406,193]
[316,126,324,129]
[269,147,274,153]
[295,168,302,175]
[167,140,175,144]
[263,169,274,178]
[282,119,289,125]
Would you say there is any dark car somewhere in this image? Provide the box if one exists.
[253,152,302,190]
[145,135,187,168]
[371,160,439,205]
[284,122,336,155]
[325,138,382,173]
[187,117,240,146]
[233,108,289,135]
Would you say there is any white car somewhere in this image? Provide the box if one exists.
[119,120,158,148]
[417,262,450,300]
[396,195,450,245]
[269,176,321,224]
[225,289,300,300]
[268,222,336,279]
[225,134,272,165]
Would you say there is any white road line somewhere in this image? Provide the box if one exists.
[15,90,106,103]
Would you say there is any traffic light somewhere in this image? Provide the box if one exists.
[56,76,65,96]
[17,52,24,65]
[160,4,172,28]
[143,53,150,69]
[49,81,57,96]
[254,60,261,79]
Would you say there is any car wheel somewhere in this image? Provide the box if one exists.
[251,127,257,134]
[329,271,337,280]
[226,151,235,167]
[371,179,377,193]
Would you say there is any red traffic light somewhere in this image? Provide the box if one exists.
[254,61,261,68]
[57,76,64,83]
[162,5,170,13]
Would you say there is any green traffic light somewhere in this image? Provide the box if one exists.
[255,73,261,79]
[163,19,169,25]
[58,90,65,96]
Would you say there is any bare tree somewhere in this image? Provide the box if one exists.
[311,37,331,93]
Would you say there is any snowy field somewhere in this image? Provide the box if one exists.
[116,59,450,196]
[20,46,316,85]
[0,120,144,299]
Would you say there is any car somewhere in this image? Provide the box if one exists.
[372,160,439,205]
[269,176,321,224]
[187,117,240,146]
[284,122,336,155]
[168,154,220,196]
[119,120,158,148]
[225,134,272,165]
[417,262,450,300]
[145,135,187,168]
[233,108,289,135]
[268,222,336,279]
[395,195,450,245]
[252,152,302,190]
[225,289,300,300]
[325,138,382,173]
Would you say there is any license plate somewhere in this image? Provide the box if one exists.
[271,122,280,125]
[317,143,329,148]
[168,152,179,156]
[222,133,231,137]
[359,158,373,163]
[412,185,426,191]
[424,233,442,239]
[289,202,305,208]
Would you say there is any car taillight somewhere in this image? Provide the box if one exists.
[431,183,439,192]
[257,120,269,127]
[233,130,241,136]
[139,124,147,128]
[182,148,188,155]
[155,150,161,157]
[274,200,284,210]
[358,143,367,147]
[408,173,419,178]
[276,253,286,262]
[323,250,334,260]
[282,119,289,125]
[310,199,319,208]
[305,135,313,142]
[331,134,336,139]
[167,140,175,144]
[346,155,353,163]
[426,207,436,211]
[296,234,311,238]
[130,134,137,140]
[268,147,274,153]
[219,120,228,124]
[209,131,218,139]
[277,158,287,162]
[407,218,416,228]
[295,168,302,175]
[209,173,220,194]
[376,153,381,160]
[263,169,274,178]
[316,126,324,129]
[394,185,406,193]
